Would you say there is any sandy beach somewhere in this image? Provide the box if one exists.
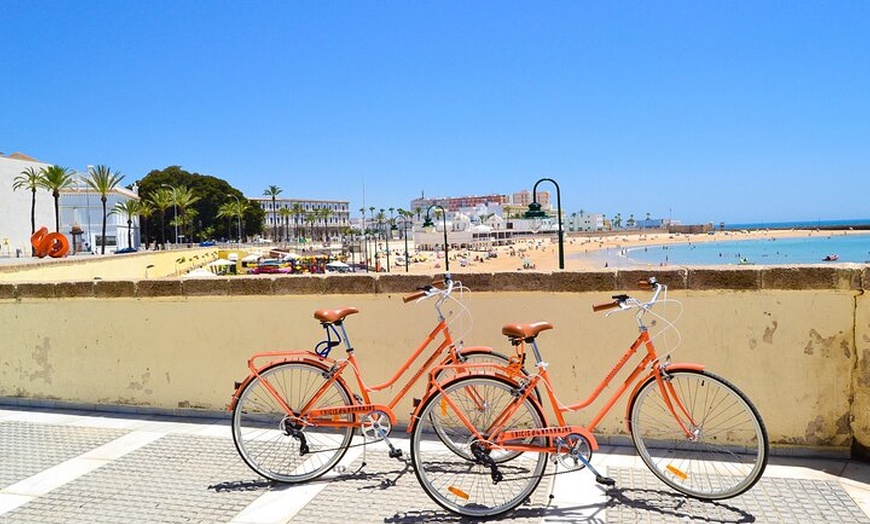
[406,228,867,274]
[1,228,865,281]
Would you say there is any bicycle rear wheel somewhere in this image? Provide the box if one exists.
[629,369,768,499]
[411,375,548,518]
[232,361,354,483]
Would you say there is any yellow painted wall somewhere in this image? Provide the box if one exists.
[1,272,867,454]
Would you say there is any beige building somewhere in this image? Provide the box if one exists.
[250,197,351,242]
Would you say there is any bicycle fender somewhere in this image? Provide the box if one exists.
[623,362,705,432]
[457,345,495,354]
[227,357,345,411]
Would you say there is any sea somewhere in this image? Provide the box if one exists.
[573,219,870,268]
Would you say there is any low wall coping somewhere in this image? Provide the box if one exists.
[1,266,867,300]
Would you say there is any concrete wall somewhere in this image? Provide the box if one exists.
[1,266,868,457]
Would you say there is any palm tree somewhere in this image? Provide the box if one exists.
[278,207,293,242]
[149,188,174,249]
[83,165,125,254]
[375,209,387,240]
[136,200,155,249]
[304,211,317,240]
[318,207,334,241]
[111,200,139,250]
[291,203,306,241]
[40,165,76,233]
[217,199,249,244]
[263,185,282,240]
[172,185,200,246]
[612,213,623,229]
[12,167,45,255]
[217,202,236,239]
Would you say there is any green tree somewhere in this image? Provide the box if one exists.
[172,185,200,246]
[111,200,139,250]
[278,207,292,242]
[12,166,45,254]
[149,188,174,249]
[84,165,125,254]
[291,203,306,241]
[318,206,334,241]
[138,166,264,242]
[40,165,76,233]
[263,185,282,240]
[136,200,155,249]
[218,197,249,242]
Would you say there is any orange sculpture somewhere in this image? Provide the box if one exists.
[31,227,70,258]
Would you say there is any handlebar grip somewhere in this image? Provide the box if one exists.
[637,280,652,288]
[403,291,427,303]
[592,301,620,312]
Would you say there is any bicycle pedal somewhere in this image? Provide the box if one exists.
[595,475,616,486]
[389,448,404,459]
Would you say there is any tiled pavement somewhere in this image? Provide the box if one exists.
[1,406,868,523]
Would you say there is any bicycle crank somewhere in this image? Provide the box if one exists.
[361,410,403,460]
[554,433,592,470]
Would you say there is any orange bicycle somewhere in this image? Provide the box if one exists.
[410,277,769,517]
[228,274,514,483]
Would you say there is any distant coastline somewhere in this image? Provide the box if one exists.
[723,219,870,231]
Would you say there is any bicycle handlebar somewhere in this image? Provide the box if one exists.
[402,276,451,303]
[591,277,664,313]
[592,300,620,312]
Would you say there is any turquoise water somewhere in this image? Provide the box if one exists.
[620,233,870,267]
[570,232,870,268]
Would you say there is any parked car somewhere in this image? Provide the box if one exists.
[114,247,138,254]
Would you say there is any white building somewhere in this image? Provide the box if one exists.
[0,153,140,257]
[566,211,605,232]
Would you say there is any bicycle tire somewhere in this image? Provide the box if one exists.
[628,369,769,499]
[232,361,354,483]
[431,350,539,463]
[411,375,548,518]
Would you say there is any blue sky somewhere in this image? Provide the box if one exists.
[3,2,868,224]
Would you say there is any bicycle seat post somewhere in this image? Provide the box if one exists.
[337,322,354,353]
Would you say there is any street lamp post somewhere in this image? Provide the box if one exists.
[161,184,179,247]
[227,194,242,243]
[382,218,391,273]
[423,204,449,272]
[524,178,564,269]
[395,216,410,272]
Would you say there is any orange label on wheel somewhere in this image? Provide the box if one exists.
[448,486,469,499]
[666,464,688,480]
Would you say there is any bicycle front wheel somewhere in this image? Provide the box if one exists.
[411,375,548,518]
[629,369,769,499]
[232,361,354,483]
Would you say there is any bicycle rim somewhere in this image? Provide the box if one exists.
[232,361,354,482]
[411,375,548,518]
[629,369,769,499]
[431,350,515,461]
